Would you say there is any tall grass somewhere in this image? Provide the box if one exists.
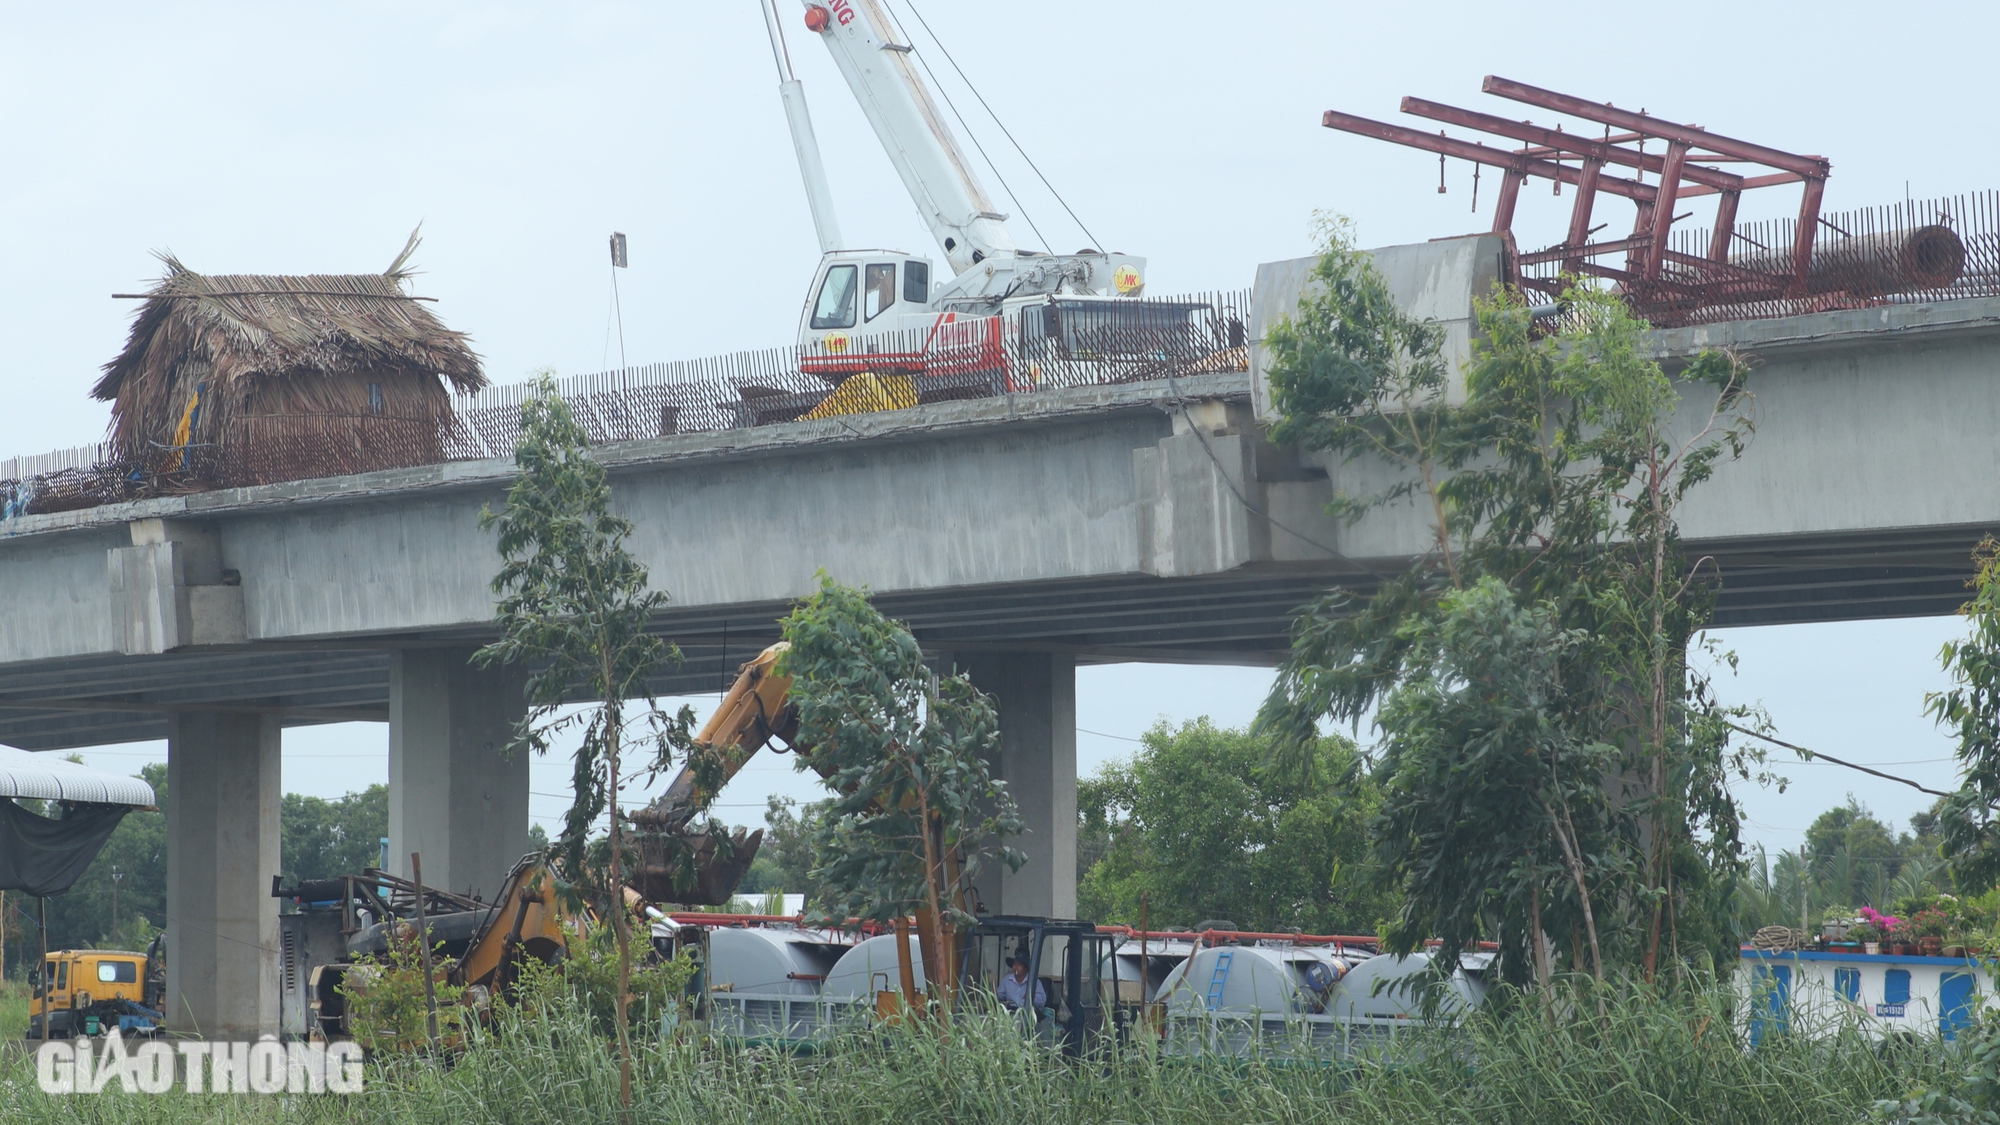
[0,979,26,1041]
[0,980,1960,1124]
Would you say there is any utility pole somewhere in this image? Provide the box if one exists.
[111,865,123,937]
[1800,868,1809,936]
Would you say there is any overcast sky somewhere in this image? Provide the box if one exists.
[9,1,1995,858]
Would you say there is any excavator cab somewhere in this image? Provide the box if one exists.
[959,916,1122,1056]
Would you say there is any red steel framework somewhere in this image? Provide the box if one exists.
[1324,76,1839,318]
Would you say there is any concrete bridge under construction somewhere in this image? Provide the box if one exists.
[4,243,2000,1037]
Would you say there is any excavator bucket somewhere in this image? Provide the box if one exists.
[631,827,765,906]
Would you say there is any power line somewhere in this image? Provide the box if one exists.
[1727,722,1954,799]
[1077,727,1143,743]
[1159,365,1387,581]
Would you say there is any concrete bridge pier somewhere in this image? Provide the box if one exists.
[165,711,281,1038]
[387,648,530,902]
[957,652,1078,919]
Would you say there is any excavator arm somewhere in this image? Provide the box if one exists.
[457,855,574,993]
[628,643,803,904]
[627,641,980,936]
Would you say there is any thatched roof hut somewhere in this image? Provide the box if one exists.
[92,233,484,483]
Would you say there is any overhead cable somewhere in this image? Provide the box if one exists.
[1726,721,1954,799]
[878,1,1051,254]
[892,0,1103,252]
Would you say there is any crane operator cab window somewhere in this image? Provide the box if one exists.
[903,260,930,304]
[863,263,896,322]
[811,264,858,330]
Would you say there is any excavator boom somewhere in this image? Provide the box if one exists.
[630,643,802,904]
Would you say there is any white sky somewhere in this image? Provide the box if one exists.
[12,1,1997,857]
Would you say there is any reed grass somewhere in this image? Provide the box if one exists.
[0,979,1957,1124]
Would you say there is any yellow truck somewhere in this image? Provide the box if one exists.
[29,948,161,1039]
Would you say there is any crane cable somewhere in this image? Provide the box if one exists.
[876,1,1050,255]
[888,0,1104,254]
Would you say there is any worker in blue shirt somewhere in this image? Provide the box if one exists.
[996,954,1046,1012]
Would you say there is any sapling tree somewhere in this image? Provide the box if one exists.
[779,574,1023,1011]
[474,374,702,1109]
[1257,220,1761,984]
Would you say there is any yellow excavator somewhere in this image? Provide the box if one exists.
[305,853,579,1039]
[628,642,1121,1051]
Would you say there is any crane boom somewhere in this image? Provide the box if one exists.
[761,0,845,254]
[799,0,1015,276]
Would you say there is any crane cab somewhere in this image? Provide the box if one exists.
[796,250,939,355]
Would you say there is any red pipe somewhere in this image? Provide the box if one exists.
[1098,925,1498,952]
[666,915,1496,952]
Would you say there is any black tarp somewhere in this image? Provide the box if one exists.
[0,801,130,897]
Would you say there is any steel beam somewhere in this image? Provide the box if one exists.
[1401,96,1746,193]
[1480,75,1830,179]
[1322,111,1659,203]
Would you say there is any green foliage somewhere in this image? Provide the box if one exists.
[1930,539,2000,892]
[475,373,700,883]
[1805,798,1920,908]
[21,762,168,971]
[0,979,1949,1125]
[282,784,388,886]
[1369,578,1624,973]
[737,795,833,905]
[341,927,466,1056]
[13,767,395,977]
[512,933,698,1042]
[1257,220,1759,983]
[1077,718,1392,933]
[1736,800,1952,936]
[1877,1010,2000,1124]
[779,573,1023,927]
[475,372,706,1105]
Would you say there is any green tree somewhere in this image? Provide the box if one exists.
[474,374,703,1106]
[1803,797,1904,907]
[28,762,168,969]
[780,574,1022,1004]
[281,785,388,887]
[1929,539,2000,892]
[1257,220,1758,985]
[1077,718,1390,934]
[737,795,832,905]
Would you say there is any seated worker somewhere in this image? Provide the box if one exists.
[996,953,1046,1013]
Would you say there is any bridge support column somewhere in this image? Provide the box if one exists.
[959,652,1077,919]
[165,711,280,1038]
[388,649,529,902]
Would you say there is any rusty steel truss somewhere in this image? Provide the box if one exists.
[1321,76,1972,325]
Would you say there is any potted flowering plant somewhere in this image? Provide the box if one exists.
[1848,921,1882,954]
[1910,907,1950,955]
[1860,906,1904,955]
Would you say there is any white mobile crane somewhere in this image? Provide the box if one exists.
[759,0,1161,386]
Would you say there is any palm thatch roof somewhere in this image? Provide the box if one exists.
[92,232,484,458]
